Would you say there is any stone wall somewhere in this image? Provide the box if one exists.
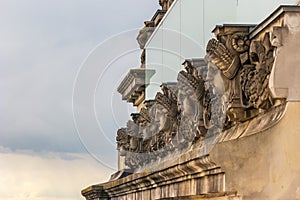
[211,102,300,200]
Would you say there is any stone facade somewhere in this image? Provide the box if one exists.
[117,68,155,109]
[82,4,300,200]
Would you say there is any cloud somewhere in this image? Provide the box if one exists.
[0,1,161,200]
[0,150,114,200]
[0,0,158,156]
[0,2,159,199]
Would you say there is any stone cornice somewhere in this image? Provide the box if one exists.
[212,24,256,36]
[249,5,300,39]
[82,154,225,199]
[151,9,166,26]
[117,68,155,105]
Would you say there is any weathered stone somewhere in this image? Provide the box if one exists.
[82,5,300,200]
[117,68,155,108]
[137,21,155,49]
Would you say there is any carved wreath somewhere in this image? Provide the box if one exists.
[231,33,250,53]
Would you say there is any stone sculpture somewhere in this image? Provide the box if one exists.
[118,24,287,170]
[205,25,281,125]
[83,5,300,200]
[137,21,155,49]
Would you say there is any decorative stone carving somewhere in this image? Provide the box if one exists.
[116,128,130,156]
[84,6,300,200]
[206,38,240,80]
[159,0,174,11]
[177,59,207,144]
[258,7,300,100]
[240,33,275,110]
[117,82,182,169]
[137,21,155,49]
[155,84,179,147]
[118,21,293,170]
[131,108,150,127]
[202,61,227,130]
[126,121,140,151]
[231,32,250,53]
[117,68,155,107]
[206,25,273,123]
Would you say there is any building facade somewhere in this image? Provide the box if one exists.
[82,1,300,199]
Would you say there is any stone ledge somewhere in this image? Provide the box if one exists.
[158,191,239,200]
[249,5,300,39]
[151,9,166,26]
[117,68,155,106]
[82,154,225,199]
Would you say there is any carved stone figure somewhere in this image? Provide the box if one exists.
[177,61,207,145]
[206,26,261,123]
[137,21,155,49]
[116,128,130,156]
[155,84,179,148]
[202,61,227,131]
[131,108,150,127]
[141,49,146,66]
[206,38,240,80]
[119,26,282,170]
[206,25,279,124]
[126,121,141,152]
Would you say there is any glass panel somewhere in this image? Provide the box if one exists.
[145,0,295,99]
[236,0,296,23]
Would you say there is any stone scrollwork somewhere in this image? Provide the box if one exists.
[177,60,207,144]
[240,33,275,110]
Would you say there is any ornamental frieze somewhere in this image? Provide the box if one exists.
[117,23,288,170]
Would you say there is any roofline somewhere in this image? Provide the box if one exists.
[151,9,166,21]
[249,5,300,39]
[211,24,257,33]
[144,0,179,48]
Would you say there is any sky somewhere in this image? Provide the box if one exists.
[0,0,297,200]
[0,1,158,200]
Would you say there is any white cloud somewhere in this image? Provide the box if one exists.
[0,0,158,155]
[0,0,160,198]
[0,1,159,199]
[0,151,114,200]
